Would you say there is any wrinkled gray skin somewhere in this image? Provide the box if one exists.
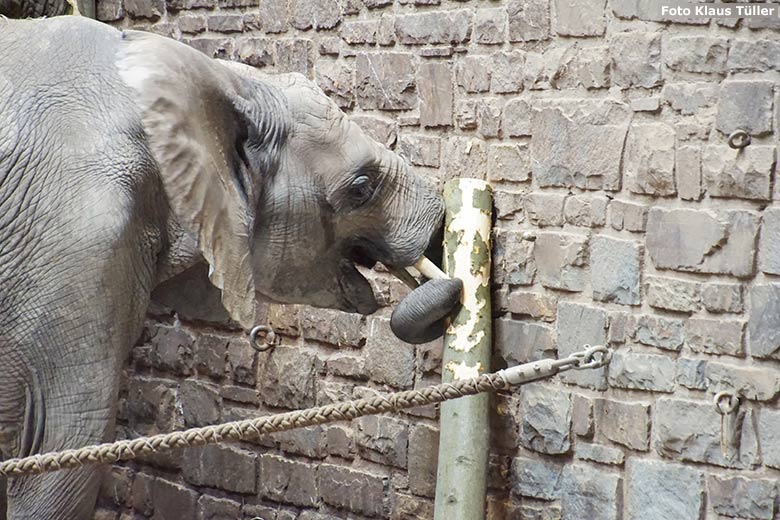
[0,0,70,18]
[0,17,454,519]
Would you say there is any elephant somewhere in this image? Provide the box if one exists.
[0,15,461,519]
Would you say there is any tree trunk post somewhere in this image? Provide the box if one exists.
[434,178,493,520]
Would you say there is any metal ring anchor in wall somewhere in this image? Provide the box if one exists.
[727,130,751,150]
[249,324,278,352]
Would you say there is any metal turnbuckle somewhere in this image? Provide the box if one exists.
[497,345,612,387]
[249,325,278,352]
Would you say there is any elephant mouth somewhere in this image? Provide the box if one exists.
[337,243,384,315]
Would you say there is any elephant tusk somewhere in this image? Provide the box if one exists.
[412,256,449,280]
[389,266,419,290]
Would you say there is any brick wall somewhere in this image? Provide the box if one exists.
[94,1,780,519]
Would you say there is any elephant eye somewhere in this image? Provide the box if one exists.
[348,175,374,207]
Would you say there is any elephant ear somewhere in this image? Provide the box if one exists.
[117,30,275,329]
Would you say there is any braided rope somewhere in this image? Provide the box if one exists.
[0,371,509,478]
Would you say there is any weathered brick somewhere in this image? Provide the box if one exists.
[291,0,341,31]
[124,0,163,19]
[487,143,530,183]
[609,31,661,88]
[607,312,629,345]
[626,460,704,520]
[572,394,594,437]
[318,36,340,55]
[757,409,780,469]
[609,200,648,232]
[654,397,757,468]
[477,98,502,138]
[646,208,760,278]
[442,136,487,180]
[608,350,675,393]
[630,96,660,112]
[365,317,415,388]
[394,10,472,45]
[646,276,700,313]
[702,283,743,313]
[408,423,438,497]
[148,326,195,376]
[708,475,776,520]
[183,445,256,494]
[180,379,221,427]
[685,318,745,357]
[397,134,439,168]
[534,232,588,292]
[675,357,708,391]
[274,39,314,76]
[662,82,718,115]
[495,318,555,367]
[557,303,608,389]
[207,14,244,33]
[575,442,624,466]
[493,188,525,221]
[511,457,563,500]
[355,52,416,110]
[457,55,491,93]
[326,424,354,459]
[554,0,606,36]
[633,314,685,351]
[319,464,387,517]
[728,39,780,72]
[591,236,641,306]
[624,122,676,196]
[390,493,434,520]
[759,208,780,275]
[560,464,620,520]
[520,383,571,454]
[96,0,124,21]
[418,62,452,127]
[474,7,507,45]
[236,37,274,68]
[356,415,408,468]
[664,36,728,74]
[702,145,775,201]
[748,284,780,359]
[340,20,377,45]
[524,193,566,227]
[508,290,558,322]
[716,80,774,136]
[596,398,650,451]
[351,114,397,148]
[273,425,328,459]
[178,13,206,34]
[508,0,550,41]
[258,454,319,507]
[563,194,608,227]
[300,307,365,347]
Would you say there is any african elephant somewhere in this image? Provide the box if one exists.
[0,16,459,519]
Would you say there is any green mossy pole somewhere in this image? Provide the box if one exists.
[434,178,493,520]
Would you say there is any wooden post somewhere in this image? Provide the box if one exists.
[434,178,493,520]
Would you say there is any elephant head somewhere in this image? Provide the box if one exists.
[117,31,459,341]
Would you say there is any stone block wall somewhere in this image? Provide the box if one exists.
[94,1,780,519]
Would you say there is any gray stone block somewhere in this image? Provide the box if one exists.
[646,208,760,278]
[418,62,452,127]
[319,464,388,517]
[625,459,704,520]
[258,454,319,507]
[355,52,416,110]
[624,122,676,196]
[675,357,708,391]
[748,284,780,359]
[315,60,354,109]
[560,464,620,520]
[495,318,556,366]
[491,51,526,93]
[705,361,780,401]
[716,80,774,136]
[183,445,256,494]
[340,20,378,44]
[609,31,661,88]
[534,232,588,292]
[493,230,536,285]
[477,98,502,138]
[151,479,198,520]
[356,415,409,468]
[442,136,487,180]
[457,55,491,93]
[300,307,365,347]
[553,0,606,36]
[676,145,702,201]
[662,82,718,115]
[474,7,507,45]
[728,39,780,72]
[708,475,776,519]
[702,282,743,313]
[633,314,685,351]
[257,345,319,409]
[366,317,415,388]
[686,318,745,357]
[759,208,780,275]
[575,442,624,466]
[596,398,650,451]
[702,145,775,201]
[563,194,608,227]
[408,424,438,497]
[757,408,780,469]
[608,350,675,393]
[524,193,566,227]
[520,383,571,454]
[646,275,700,313]
[502,98,533,136]
[609,200,648,232]
[664,35,728,73]
[397,134,440,168]
[572,394,594,437]
[510,456,563,500]
[488,143,531,183]
[557,303,608,389]
[508,290,558,321]
[591,236,641,306]
[394,9,472,45]
[494,188,525,221]
[508,0,550,41]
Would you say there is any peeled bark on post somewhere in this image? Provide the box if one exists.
[434,178,493,520]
